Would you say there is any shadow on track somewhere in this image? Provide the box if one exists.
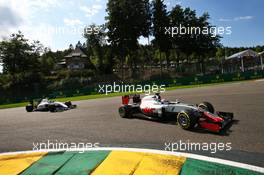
[126,116,239,136]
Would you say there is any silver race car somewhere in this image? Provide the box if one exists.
[26,98,77,112]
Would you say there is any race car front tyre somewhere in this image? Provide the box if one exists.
[65,101,72,108]
[49,104,56,112]
[177,112,196,130]
[65,101,77,109]
[26,104,34,112]
[198,102,215,113]
[119,106,132,118]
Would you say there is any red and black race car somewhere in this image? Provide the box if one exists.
[118,94,234,133]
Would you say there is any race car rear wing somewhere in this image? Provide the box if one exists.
[122,95,130,105]
[122,94,141,105]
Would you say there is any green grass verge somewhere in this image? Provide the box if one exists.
[0,79,256,110]
[0,102,28,109]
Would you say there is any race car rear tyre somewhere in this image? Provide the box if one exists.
[26,104,34,112]
[177,112,196,130]
[119,106,132,118]
[198,102,215,113]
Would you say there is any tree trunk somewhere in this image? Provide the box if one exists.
[150,61,153,78]
[199,56,205,75]
[121,56,124,80]
[175,52,179,72]
[160,51,163,76]
[166,51,170,70]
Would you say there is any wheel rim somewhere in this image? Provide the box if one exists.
[178,114,188,127]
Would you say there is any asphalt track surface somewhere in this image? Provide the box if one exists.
[0,80,264,167]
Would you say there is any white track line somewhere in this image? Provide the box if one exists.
[0,148,263,173]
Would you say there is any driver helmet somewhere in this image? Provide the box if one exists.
[154,93,161,101]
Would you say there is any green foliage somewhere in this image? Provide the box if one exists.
[0,31,40,74]
[84,24,107,73]
[106,0,151,75]
[39,53,55,75]
[0,2,263,105]
[152,0,171,52]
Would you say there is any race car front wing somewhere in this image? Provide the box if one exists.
[199,111,234,132]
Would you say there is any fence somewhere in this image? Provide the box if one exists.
[0,70,263,104]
